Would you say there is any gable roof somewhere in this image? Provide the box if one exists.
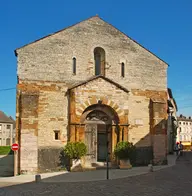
[68,75,129,93]
[0,111,14,124]
[14,15,168,66]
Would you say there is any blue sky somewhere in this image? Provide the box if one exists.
[0,0,192,118]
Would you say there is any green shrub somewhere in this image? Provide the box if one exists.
[114,141,136,160]
[0,146,13,155]
[64,142,87,160]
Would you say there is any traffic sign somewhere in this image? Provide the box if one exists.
[11,143,19,151]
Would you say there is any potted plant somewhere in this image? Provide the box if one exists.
[64,141,87,171]
[114,141,136,169]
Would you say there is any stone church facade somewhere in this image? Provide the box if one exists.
[15,16,168,174]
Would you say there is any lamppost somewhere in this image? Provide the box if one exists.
[168,108,174,154]
[106,124,110,180]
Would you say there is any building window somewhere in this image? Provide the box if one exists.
[72,57,76,75]
[179,127,182,133]
[121,62,125,77]
[179,135,182,141]
[54,130,60,140]
[0,124,2,132]
[6,138,10,146]
[186,122,188,125]
[183,122,185,125]
[179,122,181,125]
[7,125,11,129]
[94,47,105,76]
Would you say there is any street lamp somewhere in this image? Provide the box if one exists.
[106,124,110,180]
[168,108,174,154]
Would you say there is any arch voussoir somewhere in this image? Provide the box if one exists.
[76,96,124,119]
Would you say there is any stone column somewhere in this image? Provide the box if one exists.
[151,99,167,165]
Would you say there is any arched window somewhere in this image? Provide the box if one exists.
[72,57,76,75]
[121,62,125,77]
[94,47,105,76]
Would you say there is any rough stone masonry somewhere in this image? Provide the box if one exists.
[15,15,168,174]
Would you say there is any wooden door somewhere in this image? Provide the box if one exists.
[84,124,97,166]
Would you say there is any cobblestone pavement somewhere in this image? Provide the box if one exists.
[1,152,192,196]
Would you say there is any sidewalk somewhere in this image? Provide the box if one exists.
[0,155,177,184]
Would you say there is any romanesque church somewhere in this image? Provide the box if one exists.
[15,16,168,174]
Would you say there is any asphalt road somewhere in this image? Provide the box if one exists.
[1,152,192,196]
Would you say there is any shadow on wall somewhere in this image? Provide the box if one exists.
[37,147,70,173]
[129,118,167,167]
[0,151,14,177]
[37,118,167,173]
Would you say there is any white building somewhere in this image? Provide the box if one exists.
[177,115,192,148]
[0,111,15,146]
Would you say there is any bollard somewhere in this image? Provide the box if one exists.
[35,174,41,183]
[148,164,153,172]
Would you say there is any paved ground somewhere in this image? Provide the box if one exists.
[0,154,176,184]
[0,152,192,195]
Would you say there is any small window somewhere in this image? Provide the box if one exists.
[6,138,10,146]
[54,130,60,140]
[7,125,11,129]
[183,122,185,125]
[72,57,76,75]
[179,122,181,125]
[0,124,2,132]
[186,122,188,125]
[121,62,125,77]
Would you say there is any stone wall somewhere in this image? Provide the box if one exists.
[70,77,129,122]
[151,100,167,164]
[16,79,168,173]
[15,16,169,172]
[68,77,168,164]
[19,92,39,174]
[17,81,69,173]
[16,16,167,91]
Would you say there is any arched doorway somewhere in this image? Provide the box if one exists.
[81,104,119,167]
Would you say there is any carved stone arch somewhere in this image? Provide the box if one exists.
[84,110,112,124]
[76,97,125,118]
[80,104,120,124]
